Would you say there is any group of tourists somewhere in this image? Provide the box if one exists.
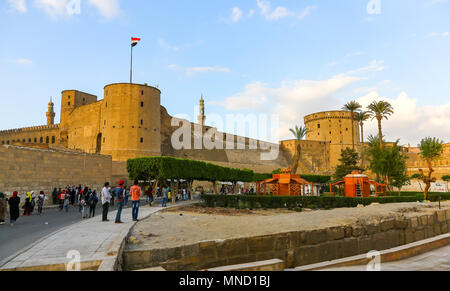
[101,180,142,224]
[0,179,196,227]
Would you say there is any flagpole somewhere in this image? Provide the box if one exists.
[130,43,133,84]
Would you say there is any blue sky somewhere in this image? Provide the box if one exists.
[1,0,449,144]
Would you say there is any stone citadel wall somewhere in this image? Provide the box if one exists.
[0,145,112,203]
[0,83,448,185]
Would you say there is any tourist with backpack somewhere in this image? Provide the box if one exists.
[112,180,126,224]
[130,180,142,222]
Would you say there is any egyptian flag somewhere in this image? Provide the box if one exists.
[131,37,141,47]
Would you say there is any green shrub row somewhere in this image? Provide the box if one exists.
[128,156,276,183]
[397,192,450,202]
[200,194,419,210]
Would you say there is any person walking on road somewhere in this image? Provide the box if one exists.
[130,180,142,222]
[37,191,45,215]
[64,191,71,213]
[58,190,65,211]
[88,190,99,218]
[8,191,20,226]
[112,180,126,224]
[101,182,111,222]
[23,192,33,216]
[0,192,8,225]
[162,187,168,208]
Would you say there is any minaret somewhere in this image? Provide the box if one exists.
[46,97,55,126]
[198,94,206,126]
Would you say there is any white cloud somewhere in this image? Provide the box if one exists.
[34,0,120,19]
[34,0,78,18]
[15,58,33,65]
[158,38,180,52]
[256,0,316,21]
[356,91,450,145]
[230,7,243,23]
[87,0,121,19]
[8,0,27,13]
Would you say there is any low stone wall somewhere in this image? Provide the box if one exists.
[0,145,112,202]
[123,208,450,271]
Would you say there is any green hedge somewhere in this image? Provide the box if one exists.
[397,192,450,202]
[128,156,279,183]
[201,194,419,210]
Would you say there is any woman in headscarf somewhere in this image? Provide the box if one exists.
[0,192,8,225]
[23,192,33,216]
[8,191,20,226]
[29,191,36,215]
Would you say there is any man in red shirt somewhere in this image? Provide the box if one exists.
[130,180,142,222]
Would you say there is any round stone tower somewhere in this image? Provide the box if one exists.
[101,83,161,161]
[304,110,360,169]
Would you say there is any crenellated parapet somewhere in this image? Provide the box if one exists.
[0,124,60,136]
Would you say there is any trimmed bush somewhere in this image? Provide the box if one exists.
[200,194,419,210]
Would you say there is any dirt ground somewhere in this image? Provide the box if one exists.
[127,201,450,251]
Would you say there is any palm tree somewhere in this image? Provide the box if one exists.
[289,125,308,174]
[355,111,371,144]
[367,100,394,149]
[419,137,444,200]
[342,101,362,150]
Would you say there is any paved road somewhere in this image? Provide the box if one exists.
[0,199,164,262]
[321,245,450,271]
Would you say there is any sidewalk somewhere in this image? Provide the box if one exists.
[0,201,195,271]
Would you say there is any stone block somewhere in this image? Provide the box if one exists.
[440,223,448,234]
[434,224,442,236]
[385,230,401,248]
[428,214,435,226]
[395,218,408,230]
[425,226,434,238]
[344,226,353,238]
[409,217,419,228]
[414,230,425,242]
[326,227,345,241]
[341,238,359,258]
[248,236,275,254]
[306,229,328,245]
[380,219,395,232]
[372,232,388,251]
[357,236,373,255]
[273,234,290,251]
[217,238,249,258]
[294,245,319,267]
[436,211,446,223]
[352,225,364,237]
[150,248,169,264]
[419,215,428,227]
[366,224,380,235]
[404,229,415,244]
[317,241,339,262]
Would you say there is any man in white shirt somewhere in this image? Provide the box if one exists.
[101,182,112,222]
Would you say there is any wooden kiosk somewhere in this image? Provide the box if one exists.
[330,171,386,197]
[256,168,316,196]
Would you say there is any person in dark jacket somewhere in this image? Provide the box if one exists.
[52,188,58,205]
[8,191,20,226]
[87,190,99,218]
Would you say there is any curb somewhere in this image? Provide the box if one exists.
[290,233,450,271]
